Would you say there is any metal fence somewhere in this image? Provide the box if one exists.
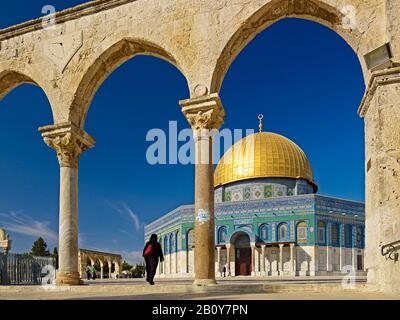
[0,253,56,285]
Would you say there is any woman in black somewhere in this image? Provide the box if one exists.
[143,234,164,285]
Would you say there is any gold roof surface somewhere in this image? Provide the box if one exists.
[214,132,317,189]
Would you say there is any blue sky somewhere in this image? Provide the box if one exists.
[0,1,365,264]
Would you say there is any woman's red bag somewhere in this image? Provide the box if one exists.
[143,244,153,257]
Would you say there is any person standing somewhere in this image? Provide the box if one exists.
[143,234,164,285]
[91,265,96,280]
[86,265,91,280]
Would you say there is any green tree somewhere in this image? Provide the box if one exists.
[31,237,50,256]
[121,260,132,271]
[131,263,145,277]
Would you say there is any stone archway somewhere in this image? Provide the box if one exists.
[0,0,398,293]
[233,232,252,276]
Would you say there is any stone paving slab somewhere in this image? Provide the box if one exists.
[0,277,398,300]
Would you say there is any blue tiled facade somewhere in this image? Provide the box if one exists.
[144,194,365,253]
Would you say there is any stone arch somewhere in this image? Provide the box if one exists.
[228,229,254,244]
[277,222,289,241]
[217,226,228,244]
[69,38,190,128]
[0,70,55,121]
[296,220,308,243]
[186,229,195,250]
[210,0,366,94]
[258,223,270,242]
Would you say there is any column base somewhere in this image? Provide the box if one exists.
[193,279,217,286]
[271,271,279,276]
[56,271,82,286]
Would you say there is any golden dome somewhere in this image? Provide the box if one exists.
[214,132,317,191]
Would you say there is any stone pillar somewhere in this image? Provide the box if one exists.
[180,94,225,286]
[339,224,345,272]
[250,243,256,276]
[39,122,95,285]
[327,246,333,273]
[261,245,266,276]
[107,259,112,279]
[359,67,400,293]
[99,259,104,279]
[290,243,296,276]
[226,244,231,276]
[216,246,221,276]
[326,222,333,272]
[278,244,284,276]
[115,259,121,278]
[310,246,318,276]
[351,226,357,272]
[78,252,85,279]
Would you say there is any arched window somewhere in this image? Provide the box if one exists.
[344,225,352,247]
[278,223,288,241]
[317,221,326,244]
[218,226,227,244]
[258,224,269,241]
[176,231,180,251]
[187,229,195,249]
[355,226,363,247]
[296,221,308,243]
[163,236,168,255]
[169,233,175,253]
[331,223,339,245]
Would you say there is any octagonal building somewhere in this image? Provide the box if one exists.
[145,129,365,278]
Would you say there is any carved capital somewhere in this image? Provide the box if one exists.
[358,66,400,118]
[39,122,95,168]
[179,93,225,131]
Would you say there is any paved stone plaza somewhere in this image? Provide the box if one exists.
[1,277,399,300]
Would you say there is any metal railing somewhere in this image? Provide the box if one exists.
[0,253,56,285]
[381,240,400,263]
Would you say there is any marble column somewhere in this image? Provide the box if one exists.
[310,246,318,276]
[326,222,333,272]
[339,224,345,272]
[216,246,221,276]
[78,252,85,279]
[226,244,231,276]
[99,260,104,279]
[250,244,256,276]
[290,243,296,276]
[278,244,284,276]
[115,259,121,278]
[40,123,95,285]
[107,259,112,279]
[261,245,266,276]
[180,94,225,286]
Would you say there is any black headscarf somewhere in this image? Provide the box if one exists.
[149,234,158,245]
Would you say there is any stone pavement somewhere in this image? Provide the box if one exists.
[0,276,399,300]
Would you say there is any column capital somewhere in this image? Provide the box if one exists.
[179,93,225,131]
[278,243,284,249]
[290,243,295,248]
[358,66,400,117]
[39,122,95,168]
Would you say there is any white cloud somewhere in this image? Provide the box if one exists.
[119,250,143,264]
[106,201,144,232]
[0,211,58,243]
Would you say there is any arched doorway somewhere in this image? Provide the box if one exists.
[234,233,251,276]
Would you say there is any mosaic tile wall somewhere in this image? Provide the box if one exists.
[214,178,314,203]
